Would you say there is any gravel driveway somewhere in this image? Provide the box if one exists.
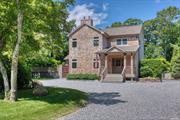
[42,79,180,120]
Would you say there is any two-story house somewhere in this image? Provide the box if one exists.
[65,16,144,82]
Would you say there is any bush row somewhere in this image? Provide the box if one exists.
[67,73,99,80]
[140,58,170,78]
[172,56,180,79]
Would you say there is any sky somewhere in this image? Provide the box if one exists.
[67,0,180,28]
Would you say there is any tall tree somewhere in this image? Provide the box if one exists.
[110,18,143,28]
[10,0,23,101]
[111,22,122,27]
[0,0,75,101]
[123,18,143,25]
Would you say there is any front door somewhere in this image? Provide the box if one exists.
[112,58,123,74]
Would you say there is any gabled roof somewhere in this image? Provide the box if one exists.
[103,25,142,36]
[96,45,139,54]
[68,24,109,37]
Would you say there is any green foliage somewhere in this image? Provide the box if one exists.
[123,18,143,25]
[144,6,180,61]
[67,73,99,80]
[0,57,32,90]
[140,58,170,78]
[172,56,180,79]
[171,44,180,66]
[111,22,122,27]
[17,62,32,89]
[110,18,143,28]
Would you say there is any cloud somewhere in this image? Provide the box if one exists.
[68,3,108,26]
[102,3,109,11]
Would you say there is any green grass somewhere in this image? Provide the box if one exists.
[0,87,88,120]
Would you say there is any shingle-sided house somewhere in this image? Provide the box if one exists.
[65,17,144,82]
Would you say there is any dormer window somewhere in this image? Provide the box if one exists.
[93,37,99,46]
[117,38,128,45]
[72,38,77,48]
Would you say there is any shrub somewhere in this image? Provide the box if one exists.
[0,57,32,91]
[67,73,99,80]
[172,56,180,79]
[140,58,170,78]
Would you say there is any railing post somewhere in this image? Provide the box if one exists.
[123,53,127,82]
[131,53,133,74]
[105,54,108,69]
[131,53,134,81]
[123,53,127,69]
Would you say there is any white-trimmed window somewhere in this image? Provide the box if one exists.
[117,38,128,45]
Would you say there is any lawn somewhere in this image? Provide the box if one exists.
[0,87,88,120]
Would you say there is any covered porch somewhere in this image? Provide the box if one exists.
[96,46,139,82]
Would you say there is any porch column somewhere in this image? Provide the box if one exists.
[105,54,108,68]
[123,53,127,68]
[98,54,101,75]
[131,53,133,74]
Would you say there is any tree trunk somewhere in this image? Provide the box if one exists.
[0,57,10,100]
[10,0,23,101]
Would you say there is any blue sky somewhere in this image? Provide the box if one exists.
[68,0,180,28]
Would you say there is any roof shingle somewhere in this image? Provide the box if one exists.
[103,25,142,36]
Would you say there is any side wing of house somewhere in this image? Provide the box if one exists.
[68,25,105,74]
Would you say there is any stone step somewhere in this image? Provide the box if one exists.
[102,74,123,83]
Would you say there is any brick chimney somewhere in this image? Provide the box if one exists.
[80,16,93,26]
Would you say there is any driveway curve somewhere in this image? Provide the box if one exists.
[42,79,180,120]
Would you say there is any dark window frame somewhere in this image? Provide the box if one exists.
[93,37,99,46]
[72,59,77,68]
[72,38,77,48]
[93,58,99,68]
[117,38,128,45]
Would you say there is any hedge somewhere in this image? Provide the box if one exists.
[172,56,180,79]
[140,58,170,78]
[67,73,100,80]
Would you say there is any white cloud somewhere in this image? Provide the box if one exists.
[68,3,108,26]
[102,3,109,11]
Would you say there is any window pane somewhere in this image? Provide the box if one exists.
[72,41,77,47]
[122,39,127,45]
[72,62,77,68]
[117,39,121,45]
[93,62,99,68]
[94,40,99,46]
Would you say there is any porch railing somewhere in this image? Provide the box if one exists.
[124,66,136,74]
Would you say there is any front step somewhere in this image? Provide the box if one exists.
[102,74,123,83]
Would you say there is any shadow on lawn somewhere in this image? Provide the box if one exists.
[17,87,87,105]
[89,92,127,106]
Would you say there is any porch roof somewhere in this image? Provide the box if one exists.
[96,45,139,54]
[64,55,69,60]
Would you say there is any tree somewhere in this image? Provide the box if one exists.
[110,18,143,28]
[0,0,15,100]
[144,6,180,60]
[0,0,75,101]
[156,6,180,61]
[10,0,23,101]
[123,18,143,26]
[111,22,122,27]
